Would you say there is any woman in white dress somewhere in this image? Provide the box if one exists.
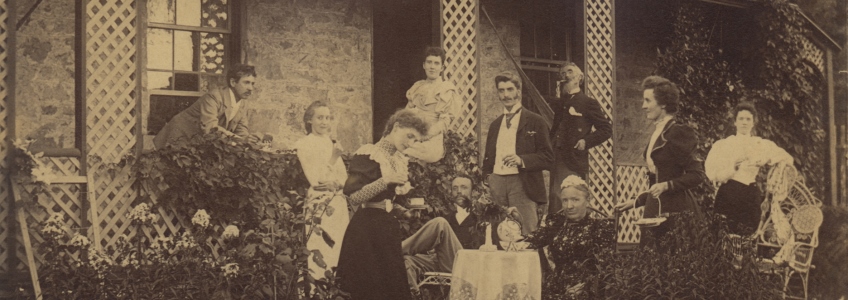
[403,46,461,163]
[705,102,793,235]
[294,101,349,280]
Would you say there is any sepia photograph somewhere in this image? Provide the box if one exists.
[0,0,846,299]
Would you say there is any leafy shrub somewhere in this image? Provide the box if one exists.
[594,211,781,299]
[809,205,848,299]
[14,134,348,299]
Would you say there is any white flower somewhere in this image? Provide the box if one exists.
[70,233,91,248]
[192,209,211,228]
[222,225,239,240]
[207,19,217,27]
[129,203,157,224]
[217,12,228,20]
[221,263,239,277]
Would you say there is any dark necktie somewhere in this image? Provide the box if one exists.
[505,108,522,129]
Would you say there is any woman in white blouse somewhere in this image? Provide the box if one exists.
[705,102,793,235]
[294,101,349,280]
[403,46,461,163]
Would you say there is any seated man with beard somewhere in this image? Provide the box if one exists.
[402,175,485,294]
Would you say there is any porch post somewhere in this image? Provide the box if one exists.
[583,0,616,216]
[440,0,480,139]
[83,0,141,250]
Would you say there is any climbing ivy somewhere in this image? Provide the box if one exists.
[657,0,828,197]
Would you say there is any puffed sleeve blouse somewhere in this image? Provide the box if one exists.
[705,135,794,185]
[406,78,461,133]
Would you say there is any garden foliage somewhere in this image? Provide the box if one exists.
[657,0,828,197]
[594,212,782,299]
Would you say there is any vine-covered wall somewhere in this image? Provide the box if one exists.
[655,0,829,196]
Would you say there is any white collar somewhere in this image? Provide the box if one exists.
[567,87,581,96]
[654,115,673,128]
[503,103,523,115]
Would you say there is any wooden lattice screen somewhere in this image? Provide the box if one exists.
[801,36,825,74]
[85,0,140,250]
[584,0,617,221]
[15,158,86,269]
[0,0,11,273]
[441,0,479,137]
[616,165,647,243]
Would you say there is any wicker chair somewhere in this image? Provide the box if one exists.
[755,165,823,300]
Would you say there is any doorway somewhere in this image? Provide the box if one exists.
[371,0,438,141]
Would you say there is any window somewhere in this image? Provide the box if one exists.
[518,0,577,98]
[145,0,234,135]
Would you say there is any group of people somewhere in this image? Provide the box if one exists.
[152,45,795,299]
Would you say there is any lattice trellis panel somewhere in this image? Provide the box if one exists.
[801,36,825,74]
[615,165,648,244]
[0,0,10,273]
[14,158,85,269]
[85,0,140,251]
[585,0,616,217]
[442,0,479,137]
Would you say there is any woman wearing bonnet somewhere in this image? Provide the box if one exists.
[522,175,616,299]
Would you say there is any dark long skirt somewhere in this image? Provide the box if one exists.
[336,207,412,300]
[714,180,762,235]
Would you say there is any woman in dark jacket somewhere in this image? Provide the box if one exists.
[615,76,707,246]
[335,109,428,300]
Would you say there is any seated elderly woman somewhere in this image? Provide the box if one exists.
[521,175,616,300]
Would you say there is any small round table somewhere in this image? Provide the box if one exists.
[449,249,542,300]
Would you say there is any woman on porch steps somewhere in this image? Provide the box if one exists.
[705,102,793,235]
[403,46,461,163]
[294,101,349,282]
[336,109,429,300]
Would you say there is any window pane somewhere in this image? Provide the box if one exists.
[147,28,174,70]
[149,0,175,24]
[148,95,199,135]
[174,73,200,91]
[176,0,201,27]
[149,71,173,90]
[174,30,197,71]
[200,33,226,74]
[202,0,229,29]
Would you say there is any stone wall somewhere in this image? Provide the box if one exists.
[477,1,520,152]
[613,0,673,165]
[14,0,76,149]
[244,0,373,153]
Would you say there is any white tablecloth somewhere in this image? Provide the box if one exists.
[449,249,542,300]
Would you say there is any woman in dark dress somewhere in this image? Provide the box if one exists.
[336,109,429,300]
[615,76,706,246]
[523,175,616,300]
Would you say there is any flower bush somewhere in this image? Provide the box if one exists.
[14,134,347,299]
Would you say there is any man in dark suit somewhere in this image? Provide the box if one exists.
[483,72,554,235]
[153,64,260,149]
[547,63,612,214]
